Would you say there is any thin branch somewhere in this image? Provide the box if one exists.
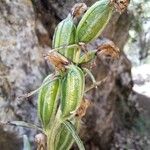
[0,121,43,132]
[16,75,60,101]
[48,44,79,54]
[85,77,107,93]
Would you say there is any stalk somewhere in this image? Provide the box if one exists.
[73,47,81,64]
[46,108,62,150]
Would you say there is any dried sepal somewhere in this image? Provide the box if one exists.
[75,98,91,118]
[111,0,130,13]
[71,3,88,18]
[45,51,70,71]
[97,40,120,59]
[35,133,46,150]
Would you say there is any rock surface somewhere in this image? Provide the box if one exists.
[0,0,46,148]
[132,64,150,98]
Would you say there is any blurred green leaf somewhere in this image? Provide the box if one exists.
[8,121,43,132]
[63,120,85,150]
[23,135,31,150]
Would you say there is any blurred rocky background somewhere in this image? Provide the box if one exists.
[0,0,150,149]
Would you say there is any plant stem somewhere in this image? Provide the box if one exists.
[46,108,62,150]
[85,77,107,93]
[46,132,51,150]
[49,44,79,54]
[74,48,81,64]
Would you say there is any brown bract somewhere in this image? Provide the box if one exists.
[35,133,46,150]
[76,98,91,118]
[71,3,88,18]
[97,40,120,59]
[111,0,130,13]
[45,51,70,71]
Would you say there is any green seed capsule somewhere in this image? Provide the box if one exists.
[61,65,85,119]
[38,74,53,122]
[38,74,60,129]
[52,14,76,61]
[76,0,113,43]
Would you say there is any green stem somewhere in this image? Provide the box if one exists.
[83,68,97,86]
[85,77,107,93]
[46,108,62,150]
[74,48,81,64]
[49,44,79,54]
[46,132,51,150]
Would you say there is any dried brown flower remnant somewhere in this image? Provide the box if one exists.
[97,40,120,59]
[111,0,130,13]
[76,98,91,118]
[35,133,46,150]
[71,3,88,18]
[45,51,70,71]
